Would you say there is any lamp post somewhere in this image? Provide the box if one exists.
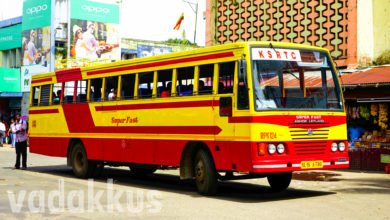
[183,0,198,45]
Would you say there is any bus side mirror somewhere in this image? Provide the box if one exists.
[238,59,247,83]
[219,97,232,117]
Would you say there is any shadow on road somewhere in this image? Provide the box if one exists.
[2,164,338,203]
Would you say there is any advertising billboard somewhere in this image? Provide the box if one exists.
[0,24,22,50]
[21,0,53,74]
[0,68,21,93]
[137,44,173,58]
[70,0,120,61]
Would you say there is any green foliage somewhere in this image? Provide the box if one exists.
[165,38,198,47]
[374,50,390,65]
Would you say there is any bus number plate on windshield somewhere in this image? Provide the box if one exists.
[300,160,323,169]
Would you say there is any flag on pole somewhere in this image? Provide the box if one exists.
[173,13,184,30]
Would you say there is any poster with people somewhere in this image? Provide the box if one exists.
[21,0,52,75]
[21,27,51,67]
[70,0,120,61]
[70,20,120,60]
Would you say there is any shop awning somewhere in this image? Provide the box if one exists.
[341,66,390,87]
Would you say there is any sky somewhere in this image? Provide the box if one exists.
[0,0,206,46]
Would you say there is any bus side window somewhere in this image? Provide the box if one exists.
[90,78,102,102]
[40,84,51,106]
[138,72,154,99]
[237,61,249,110]
[219,62,235,94]
[157,69,173,97]
[76,80,87,103]
[31,86,40,106]
[64,81,75,104]
[122,74,136,100]
[52,83,62,104]
[105,76,119,101]
[199,64,214,95]
[177,66,194,96]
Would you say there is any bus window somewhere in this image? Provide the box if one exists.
[199,64,214,95]
[138,72,154,98]
[90,78,102,101]
[76,80,87,102]
[219,62,235,94]
[105,76,119,101]
[31,86,40,106]
[40,85,51,106]
[121,74,136,100]
[157,69,173,97]
[177,66,194,96]
[64,81,75,104]
[52,83,62,104]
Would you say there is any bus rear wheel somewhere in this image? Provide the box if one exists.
[194,150,217,195]
[267,172,292,192]
[71,142,96,178]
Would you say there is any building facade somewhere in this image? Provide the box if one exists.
[206,0,390,68]
[0,17,23,120]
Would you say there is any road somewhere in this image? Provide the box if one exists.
[0,146,389,220]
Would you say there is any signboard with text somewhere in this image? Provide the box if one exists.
[0,68,21,93]
[0,24,22,50]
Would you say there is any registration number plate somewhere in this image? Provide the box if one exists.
[300,160,324,169]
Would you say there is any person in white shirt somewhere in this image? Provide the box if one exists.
[0,120,5,146]
[13,114,28,169]
[8,118,16,148]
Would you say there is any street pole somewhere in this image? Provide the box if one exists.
[194,3,198,44]
[183,0,198,45]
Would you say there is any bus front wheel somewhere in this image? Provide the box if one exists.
[71,142,96,178]
[194,150,217,195]
[267,172,292,192]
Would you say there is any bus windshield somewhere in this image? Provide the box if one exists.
[251,47,343,111]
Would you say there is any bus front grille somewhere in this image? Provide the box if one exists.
[289,128,329,140]
[292,141,327,155]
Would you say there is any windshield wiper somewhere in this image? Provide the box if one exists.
[269,42,299,80]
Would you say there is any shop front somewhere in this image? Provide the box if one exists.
[0,68,22,120]
[342,66,390,173]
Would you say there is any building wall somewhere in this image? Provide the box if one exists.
[357,0,374,65]
[206,0,358,67]
[373,0,390,59]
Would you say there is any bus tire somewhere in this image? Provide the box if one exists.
[267,172,292,192]
[194,149,218,195]
[71,142,95,178]
[129,165,157,175]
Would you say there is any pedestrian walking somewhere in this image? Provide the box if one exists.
[0,119,6,147]
[13,114,28,169]
[8,118,16,148]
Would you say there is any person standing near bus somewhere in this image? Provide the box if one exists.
[13,114,28,169]
[8,118,16,148]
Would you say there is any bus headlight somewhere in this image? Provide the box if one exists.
[338,142,346,152]
[268,144,276,155]
[276,143,285,154]
[331,142,338,152]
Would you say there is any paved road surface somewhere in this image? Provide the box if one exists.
[0,146,389,219]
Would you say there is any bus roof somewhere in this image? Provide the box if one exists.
[31,41,329,82]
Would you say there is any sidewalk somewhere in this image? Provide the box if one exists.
[0,144,14,149]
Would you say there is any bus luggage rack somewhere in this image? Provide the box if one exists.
[293,141,327,155]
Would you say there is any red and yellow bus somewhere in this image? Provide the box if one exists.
[29,42,348,195]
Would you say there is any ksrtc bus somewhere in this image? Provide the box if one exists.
[29,42,349,195]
